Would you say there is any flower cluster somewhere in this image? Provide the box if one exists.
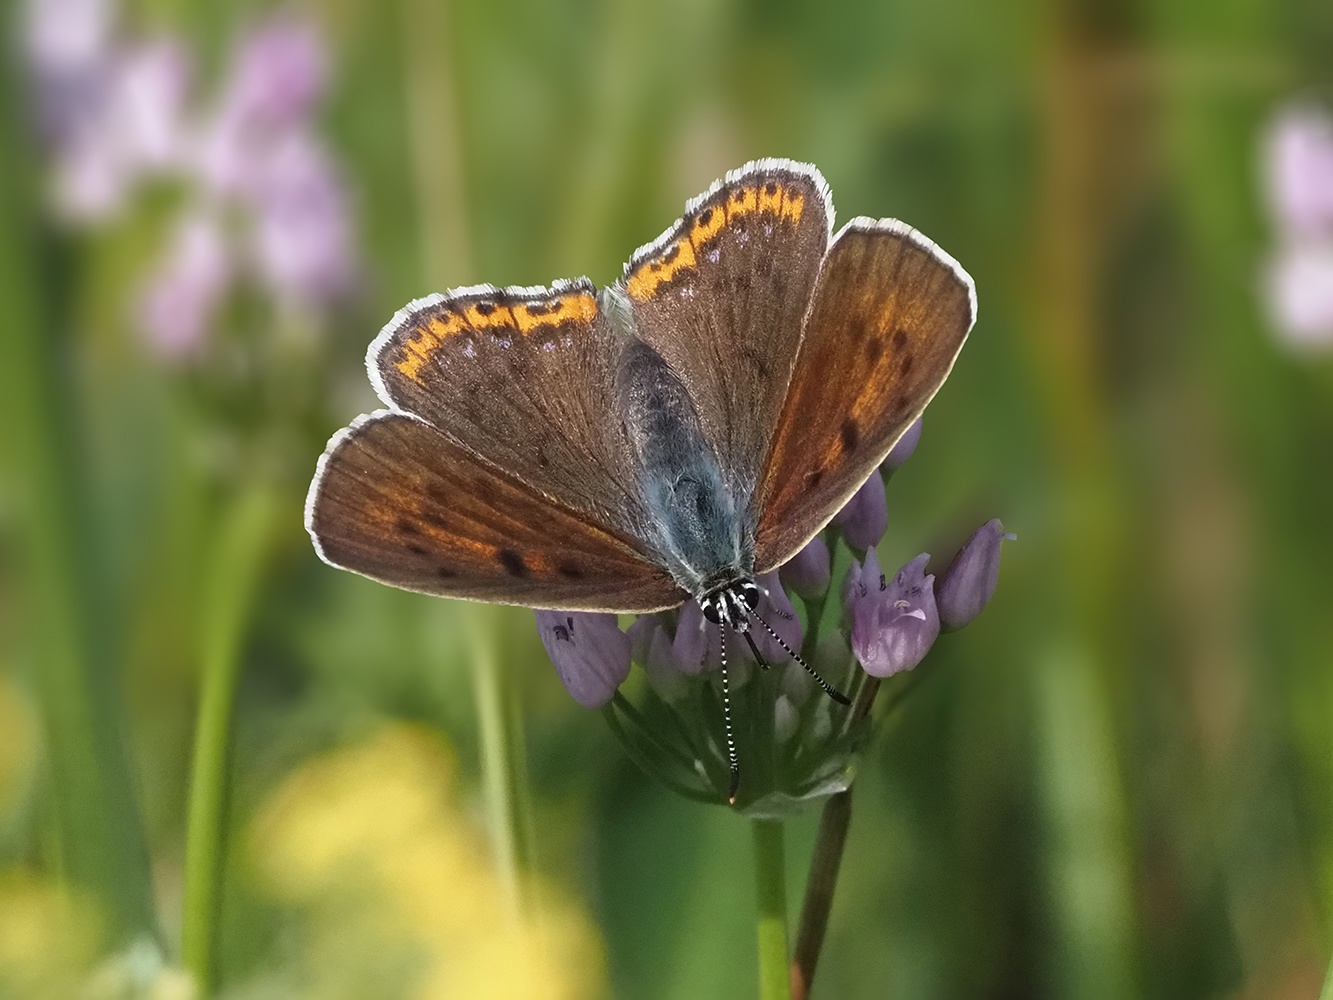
[533,418,1014,812]
[21,0,356,359]
[1262,103,1333,350]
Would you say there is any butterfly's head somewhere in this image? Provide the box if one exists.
[699,579,760,626]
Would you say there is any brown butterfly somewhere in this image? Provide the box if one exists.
[305,159,975,792]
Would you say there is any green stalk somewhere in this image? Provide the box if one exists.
[790,789,852,1000]
[753,819,792,1000]
[1321,953,1333,1000]
[467,607,533,919]
[0,57,157,942]
[180,484,277,993]
[399,0,536,922]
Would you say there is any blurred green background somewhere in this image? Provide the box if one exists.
[2,0,1332,997]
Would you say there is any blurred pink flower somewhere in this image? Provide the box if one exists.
[1261,102,1333,351]
[1264,104,1333,239]
[1266,245,1333,350]
[25,0,358,359]
[52,39,191,220]
[226,16,328,130]
[193,16,330,198]
[22,0,113,82]
[248,132,356,304]
[137,212,231,359]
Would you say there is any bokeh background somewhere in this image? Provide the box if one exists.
[2,0,1332,997]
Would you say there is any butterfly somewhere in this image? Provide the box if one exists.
[305,158,975,796]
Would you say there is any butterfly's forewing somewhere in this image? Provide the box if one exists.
[368,278,654,542]
[753,218,976,571]
[618,159,832,509]
[305,411,685,612]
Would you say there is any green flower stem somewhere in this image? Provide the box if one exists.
[468,608,534,920]
[753,819,792,1000]
[0,64,157,942]
[400,0,536,925]
[1322,953,1333,1000]
[790,788,853,1000]
[181,483,278,993]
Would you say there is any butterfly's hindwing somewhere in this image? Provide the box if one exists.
[305,411,685,612]
[753,218,976,571]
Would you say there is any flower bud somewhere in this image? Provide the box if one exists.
[832,470,887,551]
[883,416,922,471]
[535,611,630,708]
[628,616,690,703]
[846,550,939,677]
[935,519,1015,631]
[748,572,802,663]
[780,535,830,599]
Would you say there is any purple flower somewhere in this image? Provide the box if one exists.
[224,15,327,130]
[1265,245,1333,349]
[883,416,922,471]
[747,572,803,663]
[628,617,690,702]
[247,131,356,305]
[22,0,113,78]
[846,550,939,678]
[137,211,230,359]
[936,519,1015,632]
[51,38,191,221]
[780,535,830,599]
[832,471,887,551]
[1261,103,1333,350]
[1264,104,1333,239]
[536,611,631,709]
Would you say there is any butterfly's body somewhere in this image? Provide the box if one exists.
[615,334,753,599]
[305,159,975,796]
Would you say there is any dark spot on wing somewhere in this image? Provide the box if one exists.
[899,353,914,376]
[765,182,778,196]
[864,334,883,364]
[498,548,528,577]
[406,542,429,556]
[422,510,448,529]
[536,444,551,470]
[557,561,584,580]
[892,328,909,350]
[436,565,455,579]
[475,302,495,317]
[526,302,551,316]
[661,244,680,265]
[698,207,713,226]
[427,485,451,508]
[396,517,421,536]
[840,419,860,453]
[805,467,824,488]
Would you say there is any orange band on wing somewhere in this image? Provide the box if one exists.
[395,291,599,382]
[627,179,808,301]
[397,313,465,381]
[625,238,697,300]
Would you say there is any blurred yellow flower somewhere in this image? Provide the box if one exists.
[249,724,606,1000]
[0,872,102,999]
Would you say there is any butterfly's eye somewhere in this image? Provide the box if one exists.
[701,599,723,625]
[741,584,759,610]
